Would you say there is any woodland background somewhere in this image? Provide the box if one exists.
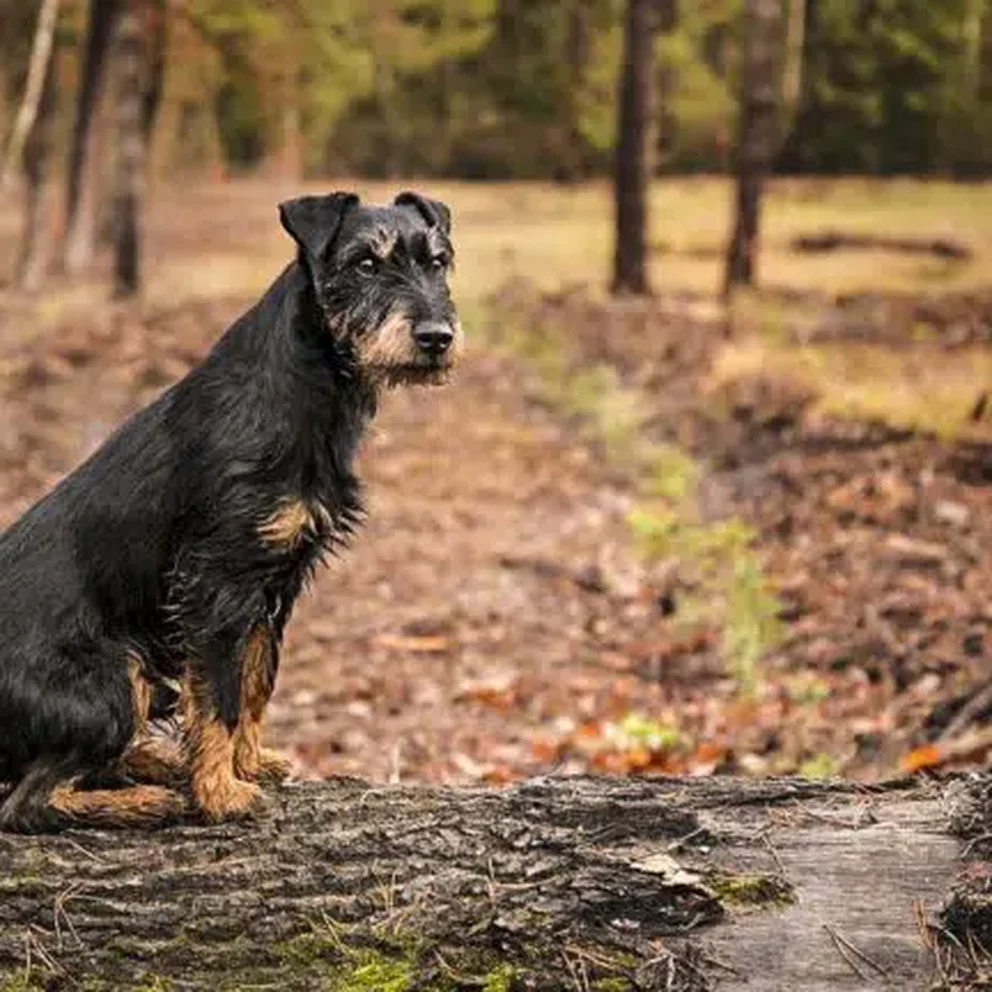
[0,0,990,793]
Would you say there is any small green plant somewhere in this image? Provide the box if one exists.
[798,753,839,780]
[606,713,681,752]
[627,454,783,697]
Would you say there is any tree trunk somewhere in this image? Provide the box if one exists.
[723,0,782,299]
[62,0,122,277]
[0,0,61,195]
[0,774,986,990]
[15,29,58,291]
[779,0,806,147]
[111,0,146,299]
[141,0,167,146]
[656,0,678,170]
[611,0,654,297]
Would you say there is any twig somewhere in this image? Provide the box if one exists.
[823,923,869,980]
[823,922,888,978]
[62,836,105,864]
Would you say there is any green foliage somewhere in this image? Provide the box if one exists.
[4,0,992,178]
[628,454,782,695]
[607,713,681,752]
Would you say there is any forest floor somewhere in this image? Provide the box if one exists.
[0,177,989,788]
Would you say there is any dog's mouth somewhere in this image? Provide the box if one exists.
[374,357,454,388]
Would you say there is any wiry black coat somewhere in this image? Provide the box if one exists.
[0,261,369,785]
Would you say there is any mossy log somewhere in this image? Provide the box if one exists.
[0,774,989,991]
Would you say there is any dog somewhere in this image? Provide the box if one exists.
[0,190,461,832]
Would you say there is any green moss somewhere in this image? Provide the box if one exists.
[0,973,45,992]
[482,963,517,992]
[592,980,631,992]
[706,872,795,908]
[325,950,413,992]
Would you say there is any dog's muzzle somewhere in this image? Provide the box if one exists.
[413,321,454,358]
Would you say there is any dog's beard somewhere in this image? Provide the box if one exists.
[366,362,452,389]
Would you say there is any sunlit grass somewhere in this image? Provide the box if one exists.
[707,336,992,440]
[4,176,992,308]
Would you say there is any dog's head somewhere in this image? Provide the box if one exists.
[279,191,462,387]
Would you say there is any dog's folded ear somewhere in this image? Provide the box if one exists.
[279,192,359,262]
[394,191,451,235]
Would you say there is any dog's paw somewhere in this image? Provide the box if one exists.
[256,748,294,785]
[194,776,263,823]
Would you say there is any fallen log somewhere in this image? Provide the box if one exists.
[0,773,988,991]
[791,231,972,261]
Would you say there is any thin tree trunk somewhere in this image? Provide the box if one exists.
[62,0,122,277]
[0,0,61,194]
[112,0,146,299]
[611,0,654,296]
[656,0,678,170]
[779,0,806,146]
[723,0,782,299]
[16,38,58,291]
[556,0,591,183]
[141,0,167,146]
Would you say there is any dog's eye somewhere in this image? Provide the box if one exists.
[356,257,378,277]
[430,255,448,271]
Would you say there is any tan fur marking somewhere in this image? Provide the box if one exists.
[121,737,186,787]
[369,226,399,259]
[128,651,151,734]
[50,784,183,827]
[184,677,261,820]
[258,499,314,549]
[232,627,291,783]
[354,309,417,372]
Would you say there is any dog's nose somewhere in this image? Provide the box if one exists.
[413,321,453,356]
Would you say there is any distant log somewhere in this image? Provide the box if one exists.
[0,774,987,990]
[792,231,972,261]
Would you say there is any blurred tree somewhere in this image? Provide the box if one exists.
[111,0,147,297]
[779,0,805,146]
[612,0,655,296]
[62,0,121,276]
[724,0,781,298]
[0,0,61,194]
[16,6,60,291]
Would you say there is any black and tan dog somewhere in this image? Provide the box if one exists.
[0,190,461,832]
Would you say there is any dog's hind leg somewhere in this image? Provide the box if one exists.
[0,760,183,833]
[231,625,291,784]
[118,657,186,787]
[0,644,184,833]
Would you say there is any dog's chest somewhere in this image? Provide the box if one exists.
[257,497,338,561]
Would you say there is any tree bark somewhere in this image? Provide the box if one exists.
[0,0,61,195]
[656,0,678,170]
[0,773,986,991]
[15,27,58,292]
[779,0,806,147]
[111,0,146,299]
[611,0,654,297]
[61,0,122,277]
[723,0,782,299]
[141,0,167,146]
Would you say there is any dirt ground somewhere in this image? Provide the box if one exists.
[0,179,990,789]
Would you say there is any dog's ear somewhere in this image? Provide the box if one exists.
[394,191,451,235]
[279,192,359,262]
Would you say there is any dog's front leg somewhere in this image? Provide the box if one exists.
[231,624,292,784]
[182,628,264,822]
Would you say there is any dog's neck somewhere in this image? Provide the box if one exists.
[208,262,376,502]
